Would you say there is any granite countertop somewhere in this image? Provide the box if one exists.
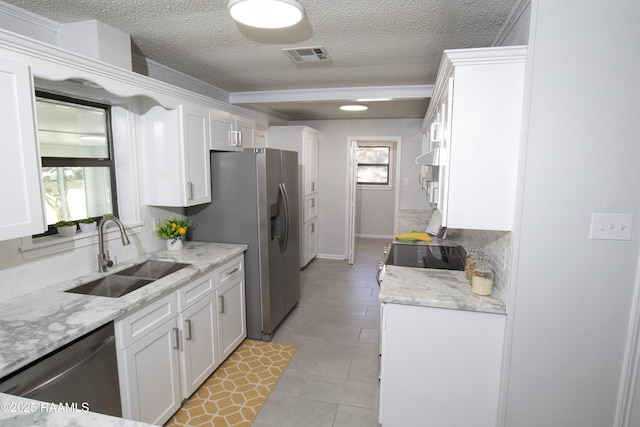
[0,241,247,378]
[0,393,152,427]
[379,265,506,315]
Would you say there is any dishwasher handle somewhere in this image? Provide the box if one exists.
[21,335,115,398]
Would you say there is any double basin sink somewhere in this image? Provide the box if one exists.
[66,260,190,298]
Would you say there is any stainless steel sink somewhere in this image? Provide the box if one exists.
[66,275,154,298]
[115,260,190,280]
[66,260,190,298]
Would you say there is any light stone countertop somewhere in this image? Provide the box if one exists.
[0,241,247,378]
[0,393,152,427]
[379,265,506,314]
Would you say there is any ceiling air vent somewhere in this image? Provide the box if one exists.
[283,46,332,68]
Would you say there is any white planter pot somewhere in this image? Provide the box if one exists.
[166,236,183,251]
[79,222,97,233]
[56,225,77,237]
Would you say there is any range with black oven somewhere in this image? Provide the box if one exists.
[376,241,466,285]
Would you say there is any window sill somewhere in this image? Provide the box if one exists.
[357,185,393,191]
[19,222,144,261]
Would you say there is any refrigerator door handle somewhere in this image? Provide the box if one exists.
[279,182,291,253]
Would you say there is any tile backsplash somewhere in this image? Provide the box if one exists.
[0,205,179,302]
[401,208,513,304]
[445,228,512,304]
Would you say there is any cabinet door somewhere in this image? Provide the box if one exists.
[235,116,255,149]
[180,293,219,397]
[117,318,181,425]
[302,130,318,196]
[0,56,46,240]
[209,109,236,151]
[182,105,211,206]
[302,219,317,267]
[379,303,505,427]
[139,104,210,207]
[303,195,318,223]
[217,276,246,362]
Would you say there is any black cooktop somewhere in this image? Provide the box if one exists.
[385,243,466,271]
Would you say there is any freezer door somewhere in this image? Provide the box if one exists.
[260,148,284,337]
[259,148,300,339]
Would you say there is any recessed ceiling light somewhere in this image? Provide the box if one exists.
[228,0,305,29]
[340,104,369,111]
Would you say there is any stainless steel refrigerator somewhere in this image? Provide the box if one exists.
[186,148,300,341]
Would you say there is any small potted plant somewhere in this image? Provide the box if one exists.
[79,217,97,233]
[53,220,77,237]
[154,217,191,251]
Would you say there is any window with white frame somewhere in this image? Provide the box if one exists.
[356,144,392,186]
[35,91,118,235]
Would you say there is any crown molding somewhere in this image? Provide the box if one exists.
[0,1,60,32]
[132,53,230,103]
[493,0,531,46]
[229,85,433,104]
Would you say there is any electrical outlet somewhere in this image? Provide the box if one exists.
[589,213,633,241]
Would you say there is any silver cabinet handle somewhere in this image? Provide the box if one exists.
[311,198,315,208]
[185,319,192,341]
[227,267,239,276]
[172,327,180,350]
[218,295,225,314]
[311,223,315,233]
[187,182,194,201]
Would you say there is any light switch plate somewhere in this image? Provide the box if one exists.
[589,213,633,240]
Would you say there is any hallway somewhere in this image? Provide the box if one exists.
[253,238,386,427]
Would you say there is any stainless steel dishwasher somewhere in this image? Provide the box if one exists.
[0,322,122,417]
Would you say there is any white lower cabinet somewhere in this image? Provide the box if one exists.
[116,293,182,425]
[216,256,247,362]
[379,303,506,427]
[116,254,246,425]
[302,218,318,267]
[178,289,218,398]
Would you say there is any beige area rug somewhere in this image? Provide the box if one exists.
[165,339,297,427]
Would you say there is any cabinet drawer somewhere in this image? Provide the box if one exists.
[177,273,214,311]
[304,195,318,222]
[216,256,244,289]
[116,293,178,348]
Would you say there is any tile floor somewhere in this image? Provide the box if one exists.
[252,238,387,427]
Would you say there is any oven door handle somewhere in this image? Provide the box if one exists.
[376,262,385,285]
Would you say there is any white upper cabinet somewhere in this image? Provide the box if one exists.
[209,109,255,151]
[423,46,527,231]
[0,56,46,241]
[139,103,211,207]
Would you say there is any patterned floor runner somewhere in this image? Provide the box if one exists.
[165,339,297,427]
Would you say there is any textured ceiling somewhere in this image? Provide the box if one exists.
[3,0,518,120]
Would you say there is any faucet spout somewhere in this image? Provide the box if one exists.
[98,216,131,272]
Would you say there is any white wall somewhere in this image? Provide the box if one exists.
[290,118,426,258]
[500,0,640,425]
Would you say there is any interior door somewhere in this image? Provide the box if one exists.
[347,140,358,264]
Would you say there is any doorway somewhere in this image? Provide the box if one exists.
[346,137,401,264]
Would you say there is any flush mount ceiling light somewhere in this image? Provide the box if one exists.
[340,104,369,111]
[227,0,305,29]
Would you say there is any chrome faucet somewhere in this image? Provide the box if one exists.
[98,216,131,272]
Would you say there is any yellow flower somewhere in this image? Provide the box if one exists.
[171,223,177,228]
[178,227,186,235]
